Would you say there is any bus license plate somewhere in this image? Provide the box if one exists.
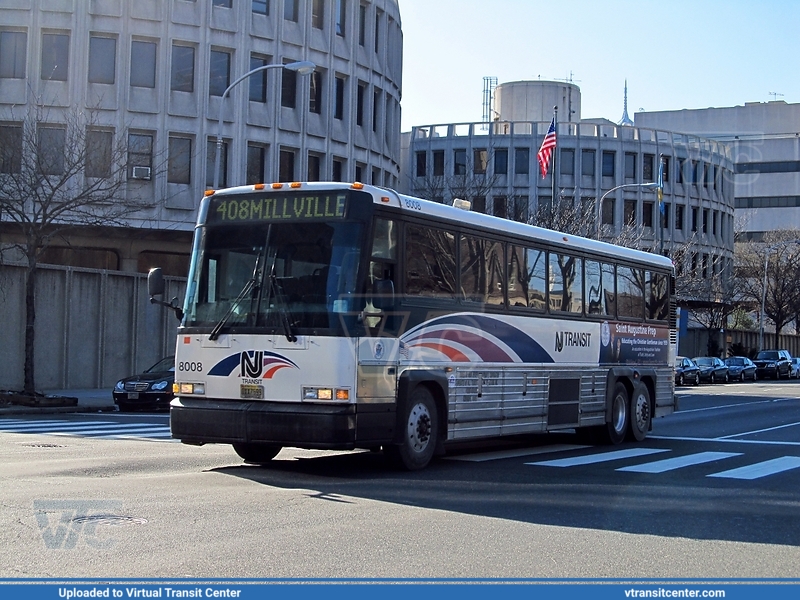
[240,384,264,400]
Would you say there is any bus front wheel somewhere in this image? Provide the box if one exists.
[385,385,438,471]
[233,443,282,464]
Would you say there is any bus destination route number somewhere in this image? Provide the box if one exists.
[211,194,347,223]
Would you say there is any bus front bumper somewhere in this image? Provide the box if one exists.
[169,397,395,450]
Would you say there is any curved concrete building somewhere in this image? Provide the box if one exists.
[0,0,402,273]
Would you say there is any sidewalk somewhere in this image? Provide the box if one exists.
[0,389,116,415]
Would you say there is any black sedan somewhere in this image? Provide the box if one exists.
[113,356,174,412]
[692,356,729,384]
[675,356,701,386]
[724,356,757,382]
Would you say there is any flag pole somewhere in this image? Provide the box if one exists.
[551,105,558,210]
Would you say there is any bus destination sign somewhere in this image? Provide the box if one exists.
[209,193,348,224]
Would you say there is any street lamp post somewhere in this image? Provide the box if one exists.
[596,182,659,240]
[758,239,800,351]
[212,60,316,190]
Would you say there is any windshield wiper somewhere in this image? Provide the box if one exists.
[269,270,297,343]
[208,278,255,341]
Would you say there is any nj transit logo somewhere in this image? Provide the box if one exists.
[208,351,298,379]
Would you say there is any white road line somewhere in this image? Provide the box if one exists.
[446,444,590,462]
[3,422,160,433]
[527,447,670,468]
[707,456,800,480]
[0,421,119,431]
[650,435,800,447]
[716,420,800,440]
[616,451,742,473]
[51,426,170,436]
[674,399,782,414]
[0,419,105,427]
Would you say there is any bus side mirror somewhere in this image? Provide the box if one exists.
[148,267,183,321]
[148,268,165,297]
[372,279,395,311]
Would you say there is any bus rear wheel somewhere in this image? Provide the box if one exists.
[385,385,438,471]
[598,382,629,445]
[233,443,282,464]
[628,383,651,442]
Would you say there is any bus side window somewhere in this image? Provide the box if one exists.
[371,218,397,260]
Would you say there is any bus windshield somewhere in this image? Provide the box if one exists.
[182,220,364,335]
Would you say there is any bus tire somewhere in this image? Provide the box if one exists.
[385,385,438,471]
[233,443,282,464]
[601,382,629,445]
[628,383,651,442]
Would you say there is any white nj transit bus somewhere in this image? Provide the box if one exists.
[147,182,676,470]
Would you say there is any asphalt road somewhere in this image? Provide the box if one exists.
[1,380,799,580]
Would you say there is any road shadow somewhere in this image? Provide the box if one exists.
[209,432,800,548]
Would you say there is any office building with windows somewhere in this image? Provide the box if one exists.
[0,0,402,274]
[400,80,736,280]
[634,101,800,242]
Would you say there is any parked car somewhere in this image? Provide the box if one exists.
[113,356,175,412]
[752,349,792,379]
[675,356,701,386]
[790,357,800,379]
[692,356,729,384]
[724,356,757,382]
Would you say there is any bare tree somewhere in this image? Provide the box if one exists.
[0,105,144,395]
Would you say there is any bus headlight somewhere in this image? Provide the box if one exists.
[303,387,349,401]
[175,382,206,395]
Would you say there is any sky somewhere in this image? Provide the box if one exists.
[398,0,800,131]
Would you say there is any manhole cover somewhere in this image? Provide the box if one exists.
[72,514,148,526]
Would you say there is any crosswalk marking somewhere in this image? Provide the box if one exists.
[527,447,670,468]
[0,418,173,442]
[707,456,800,480]
[446,444,590,462]
[616,451,742,473]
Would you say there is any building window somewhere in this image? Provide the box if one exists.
[415,151,426,177]
[0,124,23,174]
[358,4,366,45]
[0,31,26,79]
[661,203,670,229]
[206,139,227,187]
[514,148,529,175]
[624,152,636,179]
[560,149,574,176]
[332,158,343,182]
[675,204,684,230]
[712,210,718,235]
[127,132,153,179]
[249,55,268,102]
[85,129,113,178]
[281,66,297,108]
[130,41,156,88]
[513,196,528,222]
[643,153,654,182]
[602,151,615,177]
[88,36,116,84]
[453,149,467,175]
[691,161,699,185]
[374,10,381,53]
[209,49,231,97]
[334,75,345,119]
[624,199,636,226]
[661,156,670,183]
[602,197,614,225]
[356,81,365,126]
[433,150,444,176]
[372,88,381,132]
[473,149,487,174]
[702,208,709,233]
[168,137,192,184]
[308,153,321,181]
[41,33,69,81]
[37,126,66,175]
[171,44,195,92]
[335,0,346,36]
[495,148,508,175]
[309,70,322,114]
[493,197,507,219]
[691,207,698,232]
[643,201,654,228]
[246,143,266,185]
[472,196,486,213]
[279,148,295,181]
[312,0,324,28]
[213,0,232,7]
[354,163,363,182]
[581,149,595,176]
[252,0,270,15]
[284,0,298,22]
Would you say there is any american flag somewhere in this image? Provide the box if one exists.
[537,118,557,178]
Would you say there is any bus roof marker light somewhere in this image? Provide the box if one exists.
[290,182,302,188]
[254,183,265,190]
[204,189,216,197]
[452,198,471,211]
[271,183,283,189]
[352,182,364,190]
[381,196,390,203]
